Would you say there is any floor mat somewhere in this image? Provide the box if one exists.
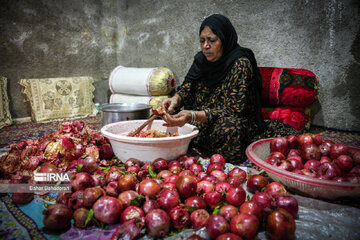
[0,117,359,239]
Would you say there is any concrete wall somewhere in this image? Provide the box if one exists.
[0,0,119,117]
[1,0,359,131]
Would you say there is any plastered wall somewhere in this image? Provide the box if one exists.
[0,0,359,131]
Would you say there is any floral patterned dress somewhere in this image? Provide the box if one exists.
[177,57,298,164]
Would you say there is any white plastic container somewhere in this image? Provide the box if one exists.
[109,66,175,96]
[101,120,199,163]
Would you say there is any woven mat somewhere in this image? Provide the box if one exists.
[309,125,360,148]
[0,117,359,239]
[1,115,359,149]
[0,115,102,149]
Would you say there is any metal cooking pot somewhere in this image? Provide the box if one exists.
[99,103,152,126]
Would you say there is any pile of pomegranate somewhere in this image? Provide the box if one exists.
[0,120,115,204]
[0,120,114,178]
[267,133,360,183]
[42,153,297,240]
[1,120,302,239]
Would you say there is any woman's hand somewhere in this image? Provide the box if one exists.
[161,94,181,113]
[162,110,192,127]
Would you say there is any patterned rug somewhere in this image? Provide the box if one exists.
[0,115,102,149]
[1,114,359,149]
[0,116,359,239]
[0,114,359,175]
[310,125,360,148]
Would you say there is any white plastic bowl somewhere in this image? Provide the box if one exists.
[246,138,360,200]
[101,120,199,164]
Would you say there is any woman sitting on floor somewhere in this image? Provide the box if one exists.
[161,14,298,164]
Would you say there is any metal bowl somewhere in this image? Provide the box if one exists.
[99,103,152,126]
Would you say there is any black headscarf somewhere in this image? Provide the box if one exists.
[184,14,265,131]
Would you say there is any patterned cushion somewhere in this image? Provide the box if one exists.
[259,67,318,107]
[19,77,96,122]
[0,77,12,128]
[262,106,311,131]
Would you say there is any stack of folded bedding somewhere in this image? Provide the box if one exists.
[259,67,318,131]
[108,66,175,111]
